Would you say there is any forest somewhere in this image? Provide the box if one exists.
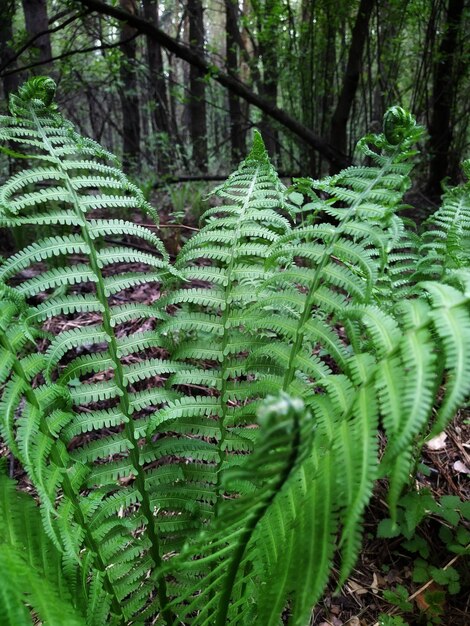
[0,1,469,626]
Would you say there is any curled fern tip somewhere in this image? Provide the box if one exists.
[9,76,57,115]
[383,106,416,145]
[248,130,270,163]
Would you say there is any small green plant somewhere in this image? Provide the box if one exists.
[169,181,206,226]
[378,489,469,624]
[379,615,409,626]
[382,585,413,614]
[1,78,470,625]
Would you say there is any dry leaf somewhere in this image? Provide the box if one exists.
[415,582,445,613]
[453,460,470,474]
[347,580,368,595]
[426,432,447,450]
[371,572,380,595]
[345,617,361,626]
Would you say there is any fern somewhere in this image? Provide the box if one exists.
[143,132,293,550]
[1,80,470,626]
[415,160,470,280]
[163,276,470,626]
[0,77,177,623]
[0,466,90,626]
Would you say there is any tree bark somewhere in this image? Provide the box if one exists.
[0,1,21,103]
[21,0,53,74]
[187,0,208,172]
[329,0,375,170]
[427,0,465,198]
[142,0,172,173]
[225,0,246,163]
[119,0,141,171]
[257,0,280,157]
[79,0,350,170]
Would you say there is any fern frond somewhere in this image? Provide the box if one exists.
[0,459,103,626]
[415,160,470,281]
[0,77,178,623]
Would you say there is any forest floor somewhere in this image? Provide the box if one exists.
[1,188,469,626]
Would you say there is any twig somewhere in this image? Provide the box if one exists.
[1,35,138,77]
[0,10,91,73]
[158,223,199,232]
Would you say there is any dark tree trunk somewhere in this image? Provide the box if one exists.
[187,0,208,172]
[21,0,53,74]
[0,1,21,103]
[0,1,20,252]
[329,0,375,171]
[427,0,465,199]
[318,0,337,176]
[372,0,403,123]
[142,0,172,172]
[225,0,246,163]
[257,0,279,157]
[119,0,141,171]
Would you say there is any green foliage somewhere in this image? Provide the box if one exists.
[377,488,469,624]
[0,467,88,626]
[1,79,470,625]
[383,585,413,613]
[379,616,409,626]
[415,160,470,281]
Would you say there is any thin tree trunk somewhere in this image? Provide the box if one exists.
[427,0,465,198]
[225,0,246,163]
[329,0,375,170]
[0,1,21,103]
[299,0,315,173]
[319,0,337,176]
[142,0,172,173]
[187,0,208,172]
[257,0,279,157]
[21,0,53,74]
[119,0,141,171]
[373,1,400,122]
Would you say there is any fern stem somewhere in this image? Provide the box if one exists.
[0,332,126,623]
[282,148,402,391]
[214,409,301,626]
[30,110,174,624]
[214,166,260,515]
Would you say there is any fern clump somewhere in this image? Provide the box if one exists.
[1,79,469,626]
[415,160,470,280]
[0,76,177,622]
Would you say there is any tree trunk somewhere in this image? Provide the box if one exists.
[427,0,465,199]
[329,0,375,170]
[372,0,403,124]
[0,1,21,104]
[119,0,141,171]
[142,0,172,173]
[225,0,246,163]
[21,0,53,74]
[257,0,280,157]
[187,0,208,172]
